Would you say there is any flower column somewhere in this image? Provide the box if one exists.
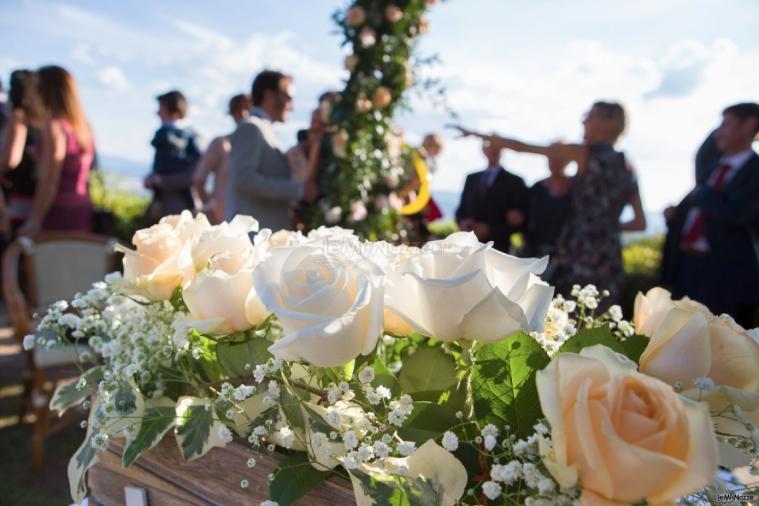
[305,0,433,241]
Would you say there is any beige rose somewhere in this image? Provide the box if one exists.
[356,96,373,113]
[178,268,268,338]
[116,212,209,300]
[372,86,392,110]
[346,5,366,27]
[537,345,718,505]
[385,5,403,23]
[191,215,258,273]
[636,287,759,393]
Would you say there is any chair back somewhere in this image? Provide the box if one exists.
[3,232,120,341]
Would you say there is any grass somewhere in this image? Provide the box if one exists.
[0,325,82,505]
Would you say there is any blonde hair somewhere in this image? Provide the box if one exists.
[591,101,627,139]
[37,65,91,149]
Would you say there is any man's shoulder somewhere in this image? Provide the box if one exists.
[500,168,526,185]
[232,117,266,140]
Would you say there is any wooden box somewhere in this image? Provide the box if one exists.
[87,437,355,505]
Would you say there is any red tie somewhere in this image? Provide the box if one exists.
[681,164,732,248]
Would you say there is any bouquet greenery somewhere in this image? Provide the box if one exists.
[34,212,759,505]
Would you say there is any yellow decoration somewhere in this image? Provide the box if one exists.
[399,150,431,215]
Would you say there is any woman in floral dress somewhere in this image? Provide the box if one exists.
[454,101,647,304]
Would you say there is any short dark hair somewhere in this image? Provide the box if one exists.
[9,69,43,123]
[723,102,759,135]
[591,101,627,138]
[156,90,188,118]
[251,70,288,106]
[296,129,309,143]
[228,93,252,115]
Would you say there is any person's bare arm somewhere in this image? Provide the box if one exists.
[20,121,67,234]
[192,136,225,203]
[0,110,29,172]
[451,125,588,170]
[621,186,647,232]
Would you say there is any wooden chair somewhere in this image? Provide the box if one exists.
[2,232,120,470]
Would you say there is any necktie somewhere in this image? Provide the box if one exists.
[681,164,732,248]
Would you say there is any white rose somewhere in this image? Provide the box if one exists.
[253,238,384,366]
[381,232,554,342]
[359,27,376,48]
[192,215,259,273]
[179,268,268,338]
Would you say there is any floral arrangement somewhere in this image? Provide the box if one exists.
[304,0,434,241]
[33,212,759,505]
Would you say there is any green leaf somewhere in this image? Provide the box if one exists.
[174,396,228,461]
[302,404,334,434]
[216,337,273,377]
[621,334,650,364]
[280,387,307,431]
[397,402,460,445]
[122,399,176,468]
[170,285,188,312]
[103,380,145,437]
[186,331,224,382]
[398,346,457,394]
[50,366,102,414]
[67,398,102,503]
[349,468,444,506]
[269,452,330,506]
[471,332,550,439]
[557,325,624,355]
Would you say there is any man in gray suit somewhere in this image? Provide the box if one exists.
[225,70,317,229]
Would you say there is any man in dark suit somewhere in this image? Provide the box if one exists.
[455,142,529,253]
[661,102,759,327]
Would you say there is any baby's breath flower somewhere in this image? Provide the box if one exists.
[358,366,375,384]
[482,481,502,500]
[442,431,458,452]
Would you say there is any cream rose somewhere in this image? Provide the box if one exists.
[191,215,258,273]
[346,439,467,506]
[537,345,718,505]
[253,237,384,367]
[372,86,392,110]
[178,268,268,339]
[116,212,209,300]
[381,232,553,342]
[636,287,759,393]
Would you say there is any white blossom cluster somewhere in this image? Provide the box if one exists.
[36,275,183,398]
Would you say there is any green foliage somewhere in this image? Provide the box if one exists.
[175,398,221,461]
[620,334,650,364]
[471,332,550,439]
[304,0,430,241]
[557,325,624,355]
[89,170,149,243]
[270,453,331,506]
[216,337,273,377]
[122,401,176,467]
[398,346,457,396]
[50,366,102,414]
[397,401,460,445]
[350,467,444,506]
[623,234,664,276]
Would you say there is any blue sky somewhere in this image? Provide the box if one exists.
[1,0,758,214]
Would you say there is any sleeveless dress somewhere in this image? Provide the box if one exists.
[42,118,94,232]
[554,144,637,304]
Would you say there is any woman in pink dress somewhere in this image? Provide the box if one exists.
[19,65,95,235]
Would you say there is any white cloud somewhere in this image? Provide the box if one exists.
[71,43,95,65]
[95,65,130,93]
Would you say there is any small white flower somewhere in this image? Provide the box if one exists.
[23,335,36,350]
[357,443,374,462]
[484,434,497,451]
[388,409,406,426]
[533,422,549,435]
[260,501,279,506]
[397,440,415,456]
[482,481,502,500]
[358,366,375,384]
[218,425,233,443]
[325,408,343,428]
[267,380,280,398]
[53,300,69,311]
[277,426,295,449]
[608,305,623,322]
[537,477,556,494]
[343,451,358,469]
[481,424,499,437]
[233,384,255,401]
[375,385,391,400]
[372,441,391,458]
[491,461,522,484]
[58,313,81,328]
[442,431,458,452]
[617,320,634,337]
[91,433,109,450]
[364,386,381,405]
[343,430,359,450]
[247,457,257,468]
[252,425,268,437]
[253,364,268,383]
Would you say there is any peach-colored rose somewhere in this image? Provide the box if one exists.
[372,86,392,110]
[116,212,209,300]
[636,287,759,393]
[346,5,366,27]
[537,345,718,505]
[385,5,403,23]
[356,96,373,113]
